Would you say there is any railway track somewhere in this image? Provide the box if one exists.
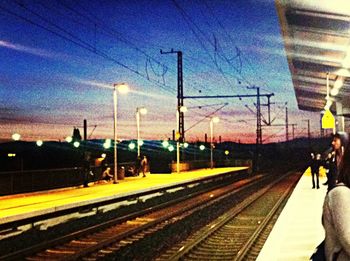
[155,172,300,261]
[0,170,301,261]
[1,173,264,261]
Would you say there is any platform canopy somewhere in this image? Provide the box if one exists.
[276,0,350,116]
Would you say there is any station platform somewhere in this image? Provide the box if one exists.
[0,167,247,226]
[257,167,327,261]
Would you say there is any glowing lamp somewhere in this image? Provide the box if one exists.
[212,117,220,123]
[117,83,129,94]
[180,106,188,113]
[128,142,136,150]
[139,107,147,115]
[12,133,21,141]
[168,145,175,152]
[162,140,169,148]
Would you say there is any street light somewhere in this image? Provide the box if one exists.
[128,142,136,150]
[210,116,220,169]
[12,133,21,141]
[136,107,147,157]
[36,140,43,147]
[176,106,187,174]
[113,83,129,184]
[162,140,169,148]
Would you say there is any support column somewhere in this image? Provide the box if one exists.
[336,102,344,132]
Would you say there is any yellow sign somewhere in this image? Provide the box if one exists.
[322,109,335,129]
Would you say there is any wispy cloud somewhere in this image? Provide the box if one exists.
[77,79,114,89]
[241,45,286,57]
[0,39,59,58]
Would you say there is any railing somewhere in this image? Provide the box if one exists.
[0,162,133,196]
[0,159,252,196]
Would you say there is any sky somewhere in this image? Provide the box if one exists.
[0,0,322,143]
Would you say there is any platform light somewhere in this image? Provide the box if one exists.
[139,107,147,115]
[180,106,188,113]
[73,141,80,148]
[65,136,73,143]
[162,140,169,148]
[113,82,130,184]
[103,139,111,149]
[117,83,129,94]
[199,145,205,151]
[168,145,175,152]
[183,142,189,148]
[138,140,144,146]
[12,133,21,141]
[212,116,220,123]
[36,140,43,147]
[330,88,339,96]
[330,78,343,96]
[128,142,136,150]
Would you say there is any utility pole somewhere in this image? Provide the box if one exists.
[184,87,274,173]
[320,113,324,138]
[248,86,262,172]
[161,49,184,142]
[303,119,311,140]
[83,119,87,141]
[256,87,262,145]
[286,107,289,142]
[303,119,311,148]
[291,123,297,140]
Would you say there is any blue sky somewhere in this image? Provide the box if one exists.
[0,0,321,143]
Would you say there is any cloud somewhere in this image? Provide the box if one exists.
[0,40,59,58]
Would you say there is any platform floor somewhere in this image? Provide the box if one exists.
[0,167,247,225]
[257,167,327,261]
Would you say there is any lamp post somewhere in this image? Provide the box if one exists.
[136,107,147,157]
[210,116,220,169]
[113,83,129,184]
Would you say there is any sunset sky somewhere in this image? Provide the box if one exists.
[0,0,321,143]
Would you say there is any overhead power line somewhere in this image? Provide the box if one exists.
[0,2,175,95]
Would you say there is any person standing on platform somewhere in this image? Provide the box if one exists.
[327,133,346,192]
[322,152,332,186]
[135,156,142,176]
[322,140,350,260]
[83,152,91,187]
[311,153,321,189]
[140,155,148,178]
